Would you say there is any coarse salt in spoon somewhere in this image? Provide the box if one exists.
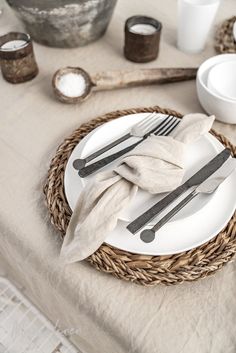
[57,72,86,97]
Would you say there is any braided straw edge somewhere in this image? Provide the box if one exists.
[215,16,236,54]
[44,106,236,286]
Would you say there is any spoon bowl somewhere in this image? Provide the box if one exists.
[52,66,93,104]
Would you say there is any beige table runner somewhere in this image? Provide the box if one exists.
[0,1,236,352]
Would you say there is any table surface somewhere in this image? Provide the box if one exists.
[0,1,236,353]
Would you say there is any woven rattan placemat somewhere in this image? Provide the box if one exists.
[44,106,236,286]
[215,16,236,54]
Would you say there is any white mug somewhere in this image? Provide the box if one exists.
[177,0,220,53]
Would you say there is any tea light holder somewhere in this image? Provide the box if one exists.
[0,32,38,83]
[124,16,162,63]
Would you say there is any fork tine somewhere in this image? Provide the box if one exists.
[142,116,159,132]
[163,119,180,136]
[136,112,156,128]
[154,116,178,136]
[151,115,173,135]
[142,115,171,136]
[157,117,179,136]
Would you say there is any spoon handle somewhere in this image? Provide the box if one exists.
[140,190,198,243]
[92,68,197,91]
[152,190,198,232]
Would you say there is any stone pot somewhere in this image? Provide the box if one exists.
[5,0,117,48]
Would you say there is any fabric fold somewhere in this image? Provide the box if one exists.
[61,113,215,263]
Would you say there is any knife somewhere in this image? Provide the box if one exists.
[140,157,236,243]
[126,148,231,234]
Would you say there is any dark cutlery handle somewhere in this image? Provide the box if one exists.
[73,133,131,170]
[127,148,231,234]
[79,139,142,177]
[78,118,164,177]
[140,190,197,243]
[86,133,131,163]
[126,183,188,234]
[152,191,197,232]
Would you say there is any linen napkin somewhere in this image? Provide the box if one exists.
[61,113,214,263]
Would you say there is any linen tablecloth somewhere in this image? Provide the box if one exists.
[0,1,236,352]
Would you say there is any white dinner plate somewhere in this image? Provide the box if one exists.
[65,113,218,222]
[64,113,236,255]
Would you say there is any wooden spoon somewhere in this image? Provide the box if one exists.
[52,66,197,104]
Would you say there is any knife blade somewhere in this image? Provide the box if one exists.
[140,157,236,243]
[127,148,231,234]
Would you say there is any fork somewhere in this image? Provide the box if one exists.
[73,112,158,170]
[79,115,180,178]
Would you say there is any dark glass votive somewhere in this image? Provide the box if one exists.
[0,32,38,84]
[124,16,162,63]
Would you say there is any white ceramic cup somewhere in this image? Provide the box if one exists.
[177,0,220,53]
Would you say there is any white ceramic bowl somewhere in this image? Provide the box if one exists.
[197,54,236,124]
[207,60,236,100]
[233,20,236,41]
